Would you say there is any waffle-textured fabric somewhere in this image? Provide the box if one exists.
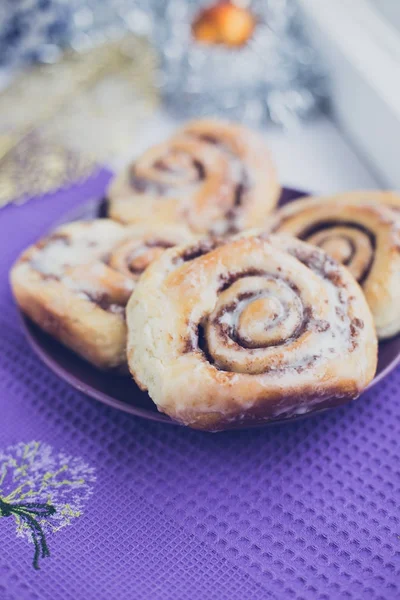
[0,172,399,600]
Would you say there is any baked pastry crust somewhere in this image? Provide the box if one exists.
[269,194,400,338]
[11,220,196,370]
[11,220,132,370]
[109,223,197,283]
[108,118,280,234]
[290,190,400,213]
[126,233,377,430]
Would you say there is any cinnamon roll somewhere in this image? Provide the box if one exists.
[108,223,196,283]
[107,119,280,234]
[290,190,400,213]
[11,221,196,370]
[269,195,400,338]
[126,233,377,430]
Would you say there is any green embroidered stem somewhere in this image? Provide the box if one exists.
[0,498,56,570]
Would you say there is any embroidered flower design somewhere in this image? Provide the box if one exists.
[0,441,95,570]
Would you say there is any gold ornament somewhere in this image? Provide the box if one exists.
[0,35,158,207]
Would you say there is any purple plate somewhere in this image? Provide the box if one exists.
[20,188,400,426]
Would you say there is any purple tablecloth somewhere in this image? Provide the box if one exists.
[0,172,399,600]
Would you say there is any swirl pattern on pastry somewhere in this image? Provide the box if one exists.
[108,224,196,282]
[269,196,400,338]
[107,119,280,234]
[11,220,133,370]
[126,233,377,430]
[26,220,127,279]
[10,220,196,369]
[289,190,400,214]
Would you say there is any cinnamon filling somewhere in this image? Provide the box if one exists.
[213,292,311,350]
[196,323,215,365]
[126,240,174,275]
[82,291,126,315]
[129,172,169,195]
[180,244,360,369]
[190,312,319,374]
[178,238,223,263]
[218,268,266,292]
[234,181,246,207]
[192,131,251,227]
[298,220,376,284]
[197,134,218,145]
[129,153,206,195]
[183,273,316,371]
[287,246,347,289]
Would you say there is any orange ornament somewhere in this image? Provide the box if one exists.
[192,1,256,48]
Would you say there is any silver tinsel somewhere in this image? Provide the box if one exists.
[0,0,148,66]
[0,0,327,126]
[143,0,327,125]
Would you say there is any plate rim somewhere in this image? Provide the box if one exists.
[19,314,176,425]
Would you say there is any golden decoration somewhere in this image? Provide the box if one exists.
[0,35,158,207]
[192,1,256,48]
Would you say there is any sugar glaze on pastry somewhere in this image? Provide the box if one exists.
[126,233,377,430]
[108,118,280,235]
[11,220,196,370]
[269,193,400,338]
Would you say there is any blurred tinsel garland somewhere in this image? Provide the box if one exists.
[145,0,326,124]
[0,0,149,65]
[0,0,326,125]
[0,0,327,206]
[0,36,157,206]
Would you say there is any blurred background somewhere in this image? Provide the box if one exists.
[0,0,399,208]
